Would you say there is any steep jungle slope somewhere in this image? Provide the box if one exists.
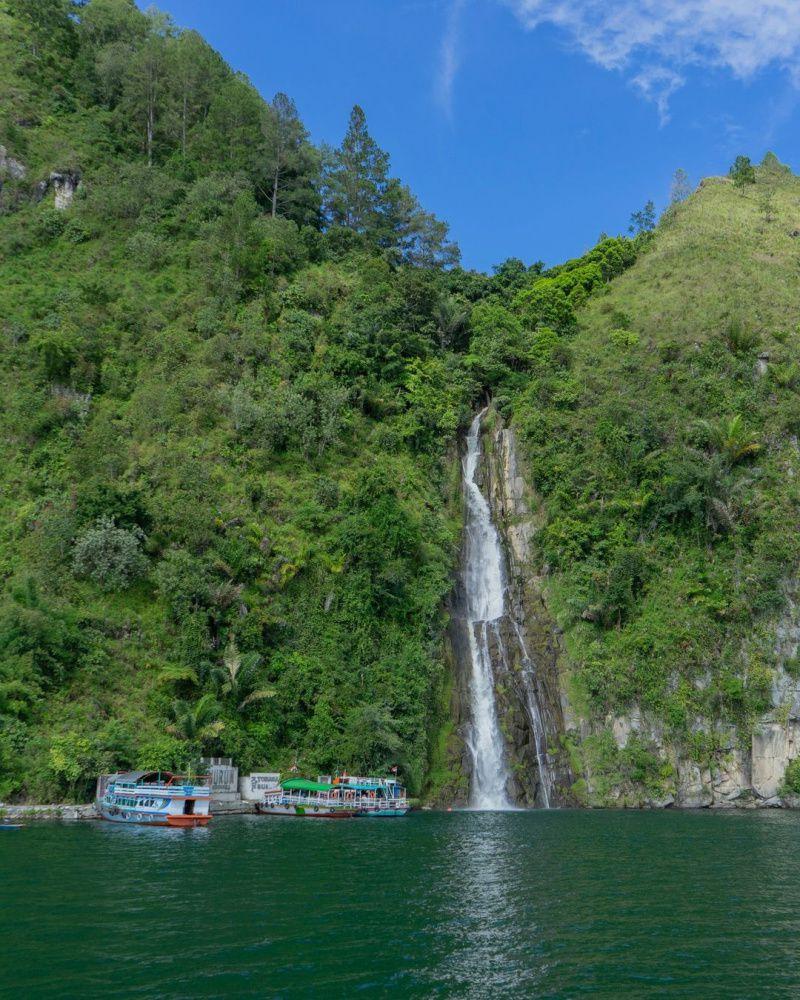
[494,163,800,804]
[0,0,477,801]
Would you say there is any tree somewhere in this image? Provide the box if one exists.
[8,0,78,81]
[761,151,790,178]
[261,92,317,221]
[72,516,148,590]
[729,155,756,189]
[375,178,460,268]
[324,104,389,231]
[197,76,265,178]
[217,639,275,712]
[670,168,692,204]
[119,13,174,165]
[694,414,760,466]
[167,693,224,743]
[629,200,656,235]
[434,293,470,350]
[492,257,535,297]
[168,30,224,158]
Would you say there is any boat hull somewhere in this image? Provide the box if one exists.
[256,802,356,818]
[166,814,211,828]
[360,808,410,817]
[97,806,211,827]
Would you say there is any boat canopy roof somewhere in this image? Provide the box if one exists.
[281,778,332,792]
[112,770,175,785]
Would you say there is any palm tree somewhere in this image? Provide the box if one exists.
[694,414,760,465]
[435,294,470,350]
[218,639,275,712]
[167,692,224,743]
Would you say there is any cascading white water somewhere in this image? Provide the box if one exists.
[463,410,513,810]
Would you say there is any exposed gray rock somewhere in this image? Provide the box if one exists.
[0,145,26,181]
[0,802,96,821]
[52,170,80,209]
[675,760,713,807]
[35,169,81,209]
[751,722,800,799]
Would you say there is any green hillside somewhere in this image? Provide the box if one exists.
[2,0,798,807]
[505,165,800,799]
[0,0,475,800]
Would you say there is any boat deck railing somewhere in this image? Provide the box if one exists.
[264,790,408,809]
[109,782,211,797]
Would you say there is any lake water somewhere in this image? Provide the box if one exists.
[2,809,800,997]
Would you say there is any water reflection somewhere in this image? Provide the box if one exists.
[435,811,543,996]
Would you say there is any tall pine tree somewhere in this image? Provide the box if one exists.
[261,92,321,226]
[324,104,389,231]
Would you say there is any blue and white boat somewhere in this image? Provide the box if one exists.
[97,771,212,827]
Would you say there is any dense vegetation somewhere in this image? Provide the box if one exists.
[2,2,797,807]
[0,0,482,800]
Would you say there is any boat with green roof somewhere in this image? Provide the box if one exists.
[255,774,410,818]
[256,778,358,818]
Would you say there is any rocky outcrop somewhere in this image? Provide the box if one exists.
[0,145,26,182]
[0,802,97,821]
[35,169,81,209]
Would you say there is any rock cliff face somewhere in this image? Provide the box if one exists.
[595,594,800,808]
[448,406,800,809]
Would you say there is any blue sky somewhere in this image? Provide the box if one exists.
[138,1,800,272]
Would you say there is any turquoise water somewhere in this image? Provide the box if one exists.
[2,809,800,997]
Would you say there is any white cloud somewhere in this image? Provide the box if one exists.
[435,0,467,119]
[504,1,800,120]
[631,66,684,125]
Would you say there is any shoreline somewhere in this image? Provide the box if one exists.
[3,798,800,822]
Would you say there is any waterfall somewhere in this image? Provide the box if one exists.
[462,409,557,809]
[463,410,513,810]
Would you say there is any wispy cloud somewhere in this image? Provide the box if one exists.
[504,1,800,121]
[435,0,467,119]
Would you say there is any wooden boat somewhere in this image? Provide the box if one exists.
[97,771,211,827]
[256,778,357,818]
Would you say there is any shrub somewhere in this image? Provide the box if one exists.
[136,734,187,771]
[722,318,760,355]
[36,208,66,240]
[126,230,168,270]
[49,732,97,799]
[782,758,800,795]
[72,516,148,590]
